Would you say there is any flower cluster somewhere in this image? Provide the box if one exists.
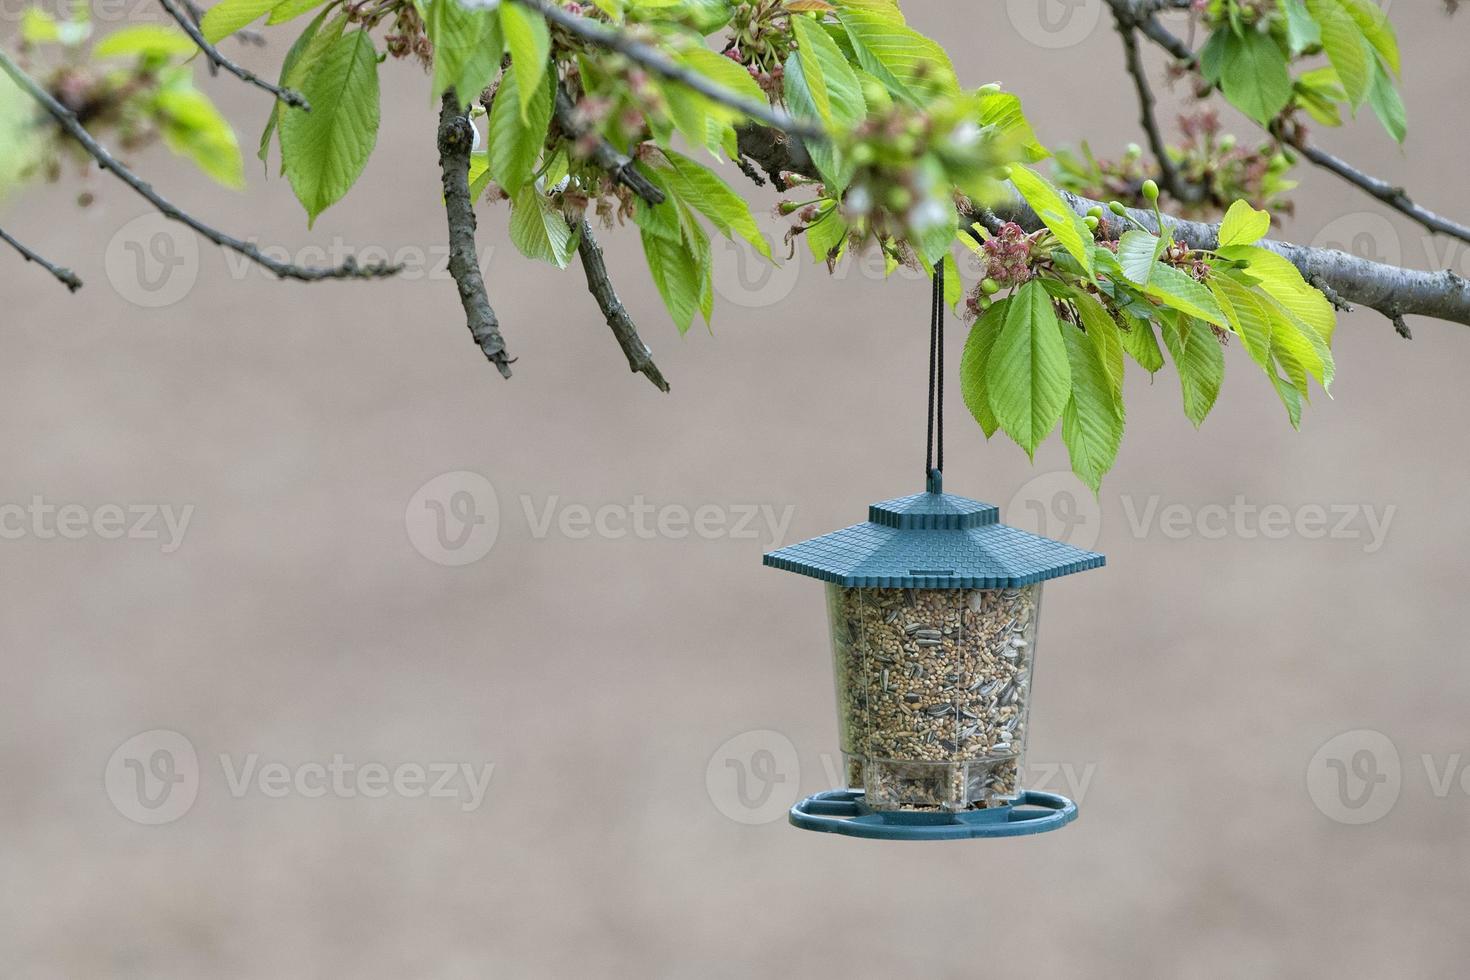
[721,0,796,99]
[385,5,432,69]
[980,222,1034,287]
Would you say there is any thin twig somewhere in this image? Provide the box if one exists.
[1389,309,1413,339]
[0,49,398,283]
[1278,128,1470,246]
[1110,7,1194,202]
[1307,272,1352,312]
[438,92,514,377]
[159,0,310,109]
[0,225,82,292]
[512,0,826,143]
[1130,9,1470,247]
[574,218,669,391]
[1135,11,1196,61]
[553,87,663,205]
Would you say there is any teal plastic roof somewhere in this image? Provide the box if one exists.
[764,478,1104,589]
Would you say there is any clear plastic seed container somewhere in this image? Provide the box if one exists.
[826,584,1043,811]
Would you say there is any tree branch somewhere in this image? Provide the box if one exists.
[735,124,812,190]
[573,218,669,392]
[1110,7,1193,202]
[1276,127,1470,246]
[0,225,82,292]
[511,0,825,142]
[438,92,513,378]
[977,188,1470,332]
[0,48,396,283]
[158,0,309,109]
[1129,9,1470,247]
[553,87,664,205]
[728,126,1470,331]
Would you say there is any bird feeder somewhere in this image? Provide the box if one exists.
[764,471,1104,840]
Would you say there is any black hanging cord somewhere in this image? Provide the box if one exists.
[925,257,945,487]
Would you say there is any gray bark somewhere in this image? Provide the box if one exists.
[437,93,514,378]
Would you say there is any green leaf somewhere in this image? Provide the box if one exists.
[1215,244,1336,343]
[1258,290,1335,391]
[658,77,712,153]
[675,201,716,325]
[267,0,326,26]
[632,173,683,243]
[1061,323,1125,491]
[93,25,198,59]
[1210,271,1273,368]
[641,224,702,333]
[1144,263,1227,327]
[1160,318,1224,427]
[658,47,766,158]
[467,150,493,202]
[833,0,904,21]
[1339,0,1399,74]
[942,252,962,311]
[20,9,59,45]
[21,7,91,45]
[658,150,773,259]
[1306,0,1372,105]
[1272,324,1311,397]
[258,9,335,171]
[1117,229,1164,285]
[959,299,1006,438]
[805,206,847,264]
[1009,165,1092,276]
[1281,0,1321,53]
[652,0,736,34]
[838,8,959,102]
[680,46,769,109]
[487,63,553,195]
[781,54,852,192]
[978,89,1047,163]
[500,3,551,120]
[155,79,244,188]
[1218,29,1292,124]
[202,0,277,43]
[1294,66,1346,126]
[509,183,574,267]
[426,0,504,108]
[1198,29,1227,86]
[911,191,957,267]
[1269,361,1304,428]
[1117,314,1164,373]
[1367,57,1406,143]
[1218,199,1271,247]
[791,13,865,131]
[1072,289,1125,406]
[986,280,1070,458]
[280,28,380,226]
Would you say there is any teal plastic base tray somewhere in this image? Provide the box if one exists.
[789,788,1077,840]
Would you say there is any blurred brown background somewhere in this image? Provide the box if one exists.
[2,2,1469,977]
